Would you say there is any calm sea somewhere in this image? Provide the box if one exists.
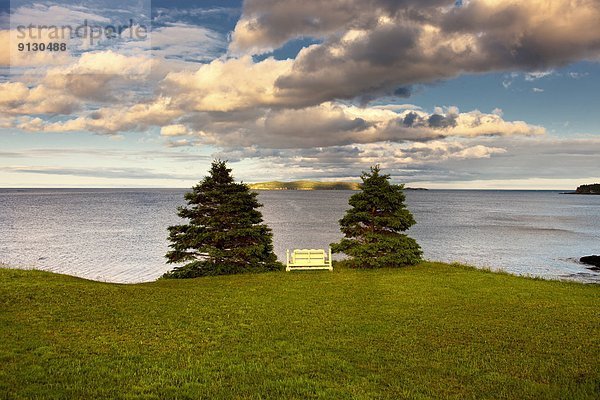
[0,189,598,283]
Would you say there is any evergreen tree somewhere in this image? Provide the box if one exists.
[164,160,282,278]
[331,165,422,268]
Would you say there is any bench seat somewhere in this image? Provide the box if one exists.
[286,248,333,271]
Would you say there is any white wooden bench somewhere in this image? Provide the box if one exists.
[286,248,333,271]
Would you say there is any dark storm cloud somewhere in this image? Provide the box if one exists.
[428,114,457,129]
[402,112,418,127]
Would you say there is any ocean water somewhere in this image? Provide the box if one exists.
[0,189,598,283]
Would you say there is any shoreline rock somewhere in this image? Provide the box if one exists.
[576,184,600,194]
[580,255,600,271]
[561,183,600,195]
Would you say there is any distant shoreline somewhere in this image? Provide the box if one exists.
[561,192,600,195]
[247,180,428,191]
[561,183,600,195]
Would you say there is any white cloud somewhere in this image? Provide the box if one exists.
[0,81,79,114]
[160,124,192,137]
[525,70,554,81]
[568,72,589,79]
[372,104,422,111]
[16,97,182,133]
[162,56,294,112]
[0,50,164,116]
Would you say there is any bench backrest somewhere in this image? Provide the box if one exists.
[292,249,326,264]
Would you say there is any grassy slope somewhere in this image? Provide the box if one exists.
[248,181,361,190]
[0,263,598,399]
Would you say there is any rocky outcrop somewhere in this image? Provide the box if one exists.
[580,255,600,271]
[575,184,600,194]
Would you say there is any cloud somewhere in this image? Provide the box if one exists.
[372,104,422,111]
[435,136,600,182]
[0,152,21,158]
[0,29,73,68]
[1,0,595,190]
[160,124,193,137]
[1,2,224,118]
[162,56,293,112]
[0,148,209,162]
[211,140,507,183]
[2,1,588,146]
[0,81,79,114]
[0,50,161,115]
[230,0,446,55]
[568,72,589,79]
[165,138,203,148]
[0,165,197,180]
[2,2,154,69]
[228,0,600,106]
[360,140,507,164]
[126,23,226,62]
[203,104,544,148]
[212,139,510,183]
[15,97,182,133]
[525,70,554,81]
[19,101,543,148]
[215,136,600,184]
[7,3,111,27]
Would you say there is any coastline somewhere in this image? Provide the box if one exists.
[560,192,600,195]
[1,260,597,285]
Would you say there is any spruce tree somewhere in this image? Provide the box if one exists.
[164,160,282,278]
[331,165,422,268]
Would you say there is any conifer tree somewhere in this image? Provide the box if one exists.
[164,160,282,278]
[331,165,422,268]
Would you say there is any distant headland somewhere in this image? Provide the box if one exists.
[562,183,600,195]
[248,181,428,191]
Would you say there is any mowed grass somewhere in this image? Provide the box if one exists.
[0,263,598,399]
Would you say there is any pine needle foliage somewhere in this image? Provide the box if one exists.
[164,160,282,278]
[331,165,422,268]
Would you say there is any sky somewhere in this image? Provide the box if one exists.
[0,0,599,189]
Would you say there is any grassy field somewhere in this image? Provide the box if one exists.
[1,263,598,399]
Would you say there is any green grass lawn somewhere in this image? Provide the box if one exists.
[1,263,598,399]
